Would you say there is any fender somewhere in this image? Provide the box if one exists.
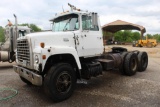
[40,46,81,71]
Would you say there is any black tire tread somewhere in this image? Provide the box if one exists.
[44,63,76,102]
[137,52,148,72]
[124,52,138,76]
[119,52,128,75]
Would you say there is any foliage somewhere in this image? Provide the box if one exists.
[152,34,160,42]
[104,30,160,43]
[113,30,141,42]
[132,32,140,40]
[146,34,153,39]
[0,26,5,42]
[19,23,41,32]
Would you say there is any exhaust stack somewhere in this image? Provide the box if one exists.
[13,14,18,40]
[8,19,12,26]
[13,14,18,27]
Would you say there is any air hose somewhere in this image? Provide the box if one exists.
[0,88,18,101]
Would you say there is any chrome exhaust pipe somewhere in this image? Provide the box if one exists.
[13,14,18,39]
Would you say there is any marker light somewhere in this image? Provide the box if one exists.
[40,42,45,48]
[42,55,46,60]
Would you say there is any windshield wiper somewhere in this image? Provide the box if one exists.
[63,18,72,31]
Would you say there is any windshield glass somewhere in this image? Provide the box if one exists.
[19,30,26,37]
[18,30,30,38]
[52,14,79,32]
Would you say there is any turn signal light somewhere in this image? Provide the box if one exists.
[8,22,12,26]
[42,55,46,59]
[40,42,45,48]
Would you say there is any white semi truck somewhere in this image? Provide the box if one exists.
[13,4,148,102]
[0,15,30,63]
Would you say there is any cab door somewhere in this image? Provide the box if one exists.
[76,14,103,57]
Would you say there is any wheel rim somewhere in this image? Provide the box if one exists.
[131,58,137,71]
[56,72,71,93]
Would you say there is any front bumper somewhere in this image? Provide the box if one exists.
[13,65,42,86]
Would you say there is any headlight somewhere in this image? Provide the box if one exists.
[35,55,39,64]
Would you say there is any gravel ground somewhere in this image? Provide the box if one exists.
[0,45,160,107]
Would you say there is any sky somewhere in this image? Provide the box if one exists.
[0,0,160,34]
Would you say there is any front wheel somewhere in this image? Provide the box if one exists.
[44,63,76,102]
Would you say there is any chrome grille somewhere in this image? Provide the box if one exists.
[17,39,30,65]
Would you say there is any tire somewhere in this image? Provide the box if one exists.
[138,44,142,47]
[133,50,139,55]
[124,52,138,76]
[44,63,76,102]
[20,76,32,85]
[137,52,148,72]
[119,52,128,75]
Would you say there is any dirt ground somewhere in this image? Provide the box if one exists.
[0,45,160,107]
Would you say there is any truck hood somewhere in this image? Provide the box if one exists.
[22,31,76,49]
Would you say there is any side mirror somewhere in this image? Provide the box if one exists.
[91,13,98,27]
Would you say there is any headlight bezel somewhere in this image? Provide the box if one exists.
[35,55,39,64]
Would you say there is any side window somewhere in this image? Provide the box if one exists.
[82,15,99,31]
[82,15,91,30]
[75,19,79,30]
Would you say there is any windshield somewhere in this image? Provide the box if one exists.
[52,14,79,32]
[19,30,26,37]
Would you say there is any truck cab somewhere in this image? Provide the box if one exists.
[50,11,104,57]
[0,16,30,63]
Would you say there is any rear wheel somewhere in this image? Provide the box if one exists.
[20,76,32,85]
[119,52,128,75]
[133,51,139,55]
[124,52,138,76]
[137,52,148,72]
[44,63,76,102]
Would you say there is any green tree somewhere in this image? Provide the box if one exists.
[114,30,133,42]
[114,31,123,41]
[20,23,41,32]
[145,34,153,39]
[123,30,132,42]
[112,30,142,42]
[131,32,140,40]
[153,34,160,42]
[0,26,5,42]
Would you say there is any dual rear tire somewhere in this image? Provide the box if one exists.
[124,52,138,76]
[120,51,148,76]
[137,52,148,71]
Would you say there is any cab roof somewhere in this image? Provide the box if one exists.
[49,10,91,21]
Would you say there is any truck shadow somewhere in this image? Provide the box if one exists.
[0,65,13,70]
[16,70,123,105]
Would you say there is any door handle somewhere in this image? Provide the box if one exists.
[97,37,102,39]
[81,35,87,38]
[76,36,79,45]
